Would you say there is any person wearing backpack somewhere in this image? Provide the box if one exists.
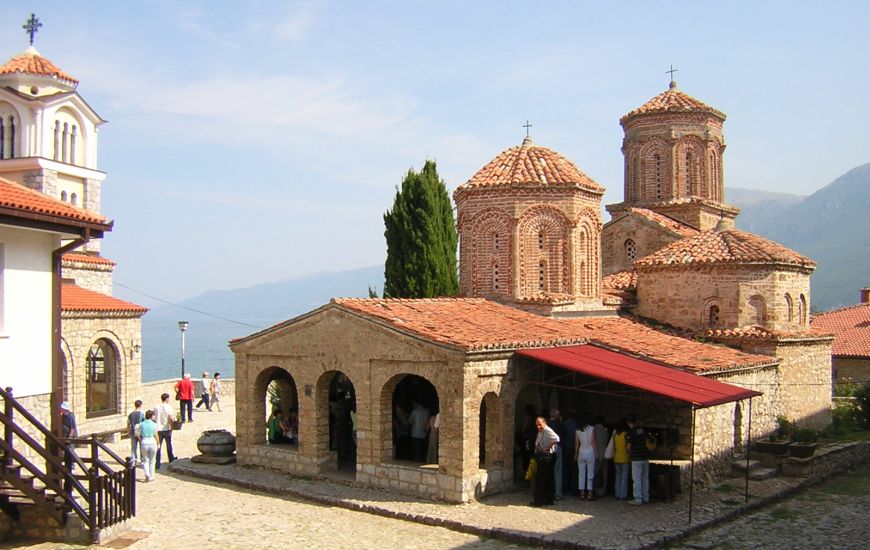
[626,414,650,505]
[127,400,145,465]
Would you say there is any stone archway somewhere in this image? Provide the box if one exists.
[254,367,299,446]
[479,392,503,469]
[380,374,439,464]
[316,371,357,472]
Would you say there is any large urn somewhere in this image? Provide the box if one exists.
[196,429,236,458]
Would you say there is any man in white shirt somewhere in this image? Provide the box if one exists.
[532,416,559,506]
[154,393,177,469]
[408,399,430,462]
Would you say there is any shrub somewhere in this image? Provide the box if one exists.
[792,428,818,443]
[831,400,862,433]
[775,415,793,439]
[855,380,870,428]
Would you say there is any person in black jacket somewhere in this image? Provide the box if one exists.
[626,414,650,505]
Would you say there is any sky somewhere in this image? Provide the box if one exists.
[2,1,869,306]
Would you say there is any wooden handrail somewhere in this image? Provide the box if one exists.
[0,410,89,481]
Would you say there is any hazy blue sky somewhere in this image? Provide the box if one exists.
[2,1,868,305]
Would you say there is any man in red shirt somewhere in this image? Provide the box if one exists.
[174,373,196,423]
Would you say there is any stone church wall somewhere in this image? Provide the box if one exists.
[601,215,682,275]
[61,264,113,295]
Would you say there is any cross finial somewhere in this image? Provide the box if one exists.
[523,120,533,138]
[666,64,678,88]
[23,13,42,46]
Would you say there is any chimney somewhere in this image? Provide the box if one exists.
[861,288,870,304]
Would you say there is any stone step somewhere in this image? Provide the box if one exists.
[748,467,778,481]
[731,459,762,473]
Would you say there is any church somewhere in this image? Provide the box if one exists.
[0,23,147,438]
[232,78,833,502]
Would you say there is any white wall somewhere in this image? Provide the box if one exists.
[0,225,58,397]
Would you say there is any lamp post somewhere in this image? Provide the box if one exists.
[178,321,189,378]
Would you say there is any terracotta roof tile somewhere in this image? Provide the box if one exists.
[455,137,603,195]
[634,229,815,270]
[626,207,700,237]
[334,297,588,350]
[332,298,772,372]
[700,325,829,341]
[62,253,116,266]
[0,46,78,85]
[602,270,637,291]
[621,82,725,123]
[61,283,147,314]
[0,176,107,226]
[561,317,776,373]
[811,303,870,357]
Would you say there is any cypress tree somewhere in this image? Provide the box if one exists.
[383,160,459,298]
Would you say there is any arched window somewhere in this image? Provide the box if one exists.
[748,295,766,325]
[624,239,636,263]
[86,339,119,417]
[53,120,61,160]
[469,213,510,297]
[707,303,720,327]
[538,260,546,291]
[260,368,299,447]
[70,192,78,206]
[0,109,19,160]
[60,190,68,202]
[385,374,439,464]
[785,294,794,322]
[62,122,70,163]
[70,125,78,165]
[318,371,356,470]
[654,154,663,199]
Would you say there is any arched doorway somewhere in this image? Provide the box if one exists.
[479,392,502,469]
[261,368,298,446]
[322,371,356,471]
[86,339,119,417]
[513,385,543,481]
[385,374,439,464]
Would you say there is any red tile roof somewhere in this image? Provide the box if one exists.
[634,229,815,270]
[811,303,870,358]
[455,136,603,195]
[0,46,78,85]
[334,297,588,350]
[701,325,830,342]
[62,253,116,267]
[602,270,637,290]
[561,317,776,373]
[61,283,147,314]
[626,207,700,237]
[331,298,773,372]
[0,176,108,226]
[621,81,725,123]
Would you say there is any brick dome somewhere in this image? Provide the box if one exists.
[620,81,724,125]
[455,136,603,196]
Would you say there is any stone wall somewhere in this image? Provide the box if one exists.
[740,338,833,430]
[601,213,683,275]
[60,314,142,437]
[61,262,113,295]
[780,440,870,478]
[832,357,870,386]
[636,265,811,332]
[139,378,236,409]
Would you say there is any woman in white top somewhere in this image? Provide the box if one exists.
[574,414,598,500]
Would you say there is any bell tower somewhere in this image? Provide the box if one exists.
[607,77,738,231]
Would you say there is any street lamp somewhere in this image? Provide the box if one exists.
[178,321,189,378]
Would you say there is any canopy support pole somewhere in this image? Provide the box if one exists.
[745,397,753,503]
[688,406,696,525]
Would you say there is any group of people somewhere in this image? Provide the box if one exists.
[267,409,299,445]
[527,410,654,507]
[126,393,180,482]
[393,399,440,464]
[173,371,223,422]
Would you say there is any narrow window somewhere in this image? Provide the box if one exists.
[54,121,61,160]
[799,294,807,325]
[70,125,78,165]
[624,239,636,263]
[538,260,546,291]
[0,118,5,160]
[654,154,662,199]
[70,192,78,206]
[785,294,794,322]
[708,304,720,327]
[62,123,69,163]
[492,262,499,291]
[685,152,692,196]
[8,117,13,159]
[537,232,544,251]
[60,190,68,202]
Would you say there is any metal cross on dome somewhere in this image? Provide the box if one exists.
[666,64,678,82]
[523,120,533,138]
[23,13,42,46]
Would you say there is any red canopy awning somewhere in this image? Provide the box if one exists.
[516,344,761,408]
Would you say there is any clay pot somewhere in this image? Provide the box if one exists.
[197,429,236,457]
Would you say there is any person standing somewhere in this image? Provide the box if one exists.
[531,416,559,507]
[154,393,177,469]
[626,414,651,505]
[408,399,430,462]
[575,414,597,500]
[210,372,222,412]
[593,415,610,497]
[426,411,440,464]
[137,410,159,482]
[174,373,195,422]
[549,409,565,500]
[195,372,211,411]
[613,419,631,501]
[127,400,145,465]
[59,401,78,493]
[561,410,578,496]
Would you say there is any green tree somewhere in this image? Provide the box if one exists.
[383,160,459,298]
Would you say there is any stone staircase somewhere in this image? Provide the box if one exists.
[731,456,778,481]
